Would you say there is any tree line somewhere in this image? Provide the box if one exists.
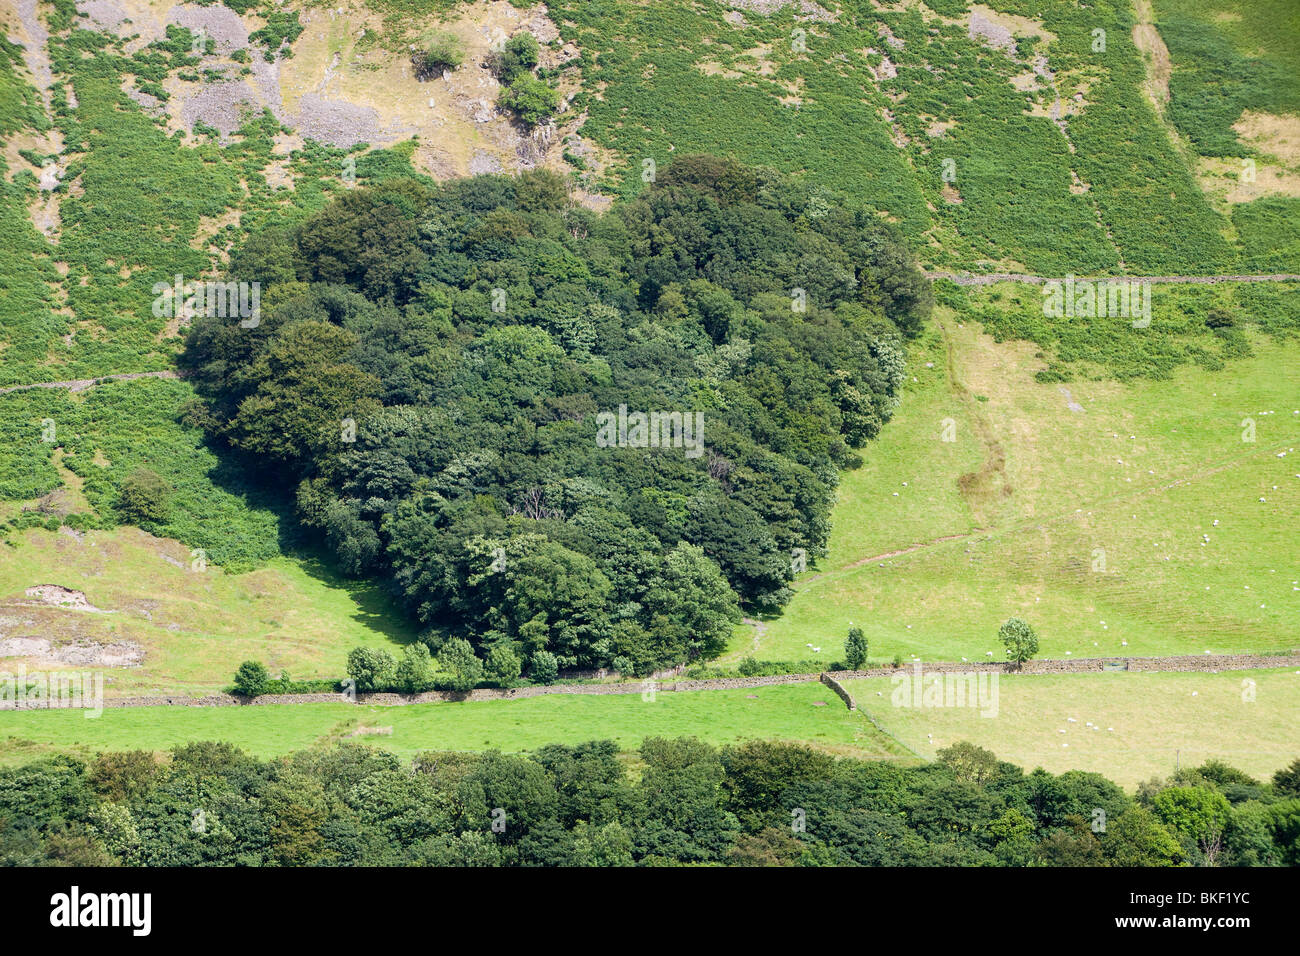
[2,740,1295,866]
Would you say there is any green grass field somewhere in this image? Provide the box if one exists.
[734,312,1300,666]
[0,682,900,765]
[0,526,415,696]
[845,667,1300,788]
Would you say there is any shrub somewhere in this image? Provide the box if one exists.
[437,638,483,692]
[395,643,435,693]
[498,74,560,126]
[485,644,522,687]
[488,32,539,84]
[530,650,559,685]
[346,646,397,693]
[1273,759,1300,798]
[1205,307,1235,330]
[114,467,172,524]
[232,660,269,697]
[413,30,464,78]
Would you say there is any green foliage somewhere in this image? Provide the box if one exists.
[498,74,561,127]
[0,39,47,138]
[485,643,523,687]
[1274,759,1300,798]
[548,0,928,237]
[1101,805,1185,866]
[0,380,287,570]
[232,660,270,697]
[545,0,1248,273]
[395,642,435,693]
[1268,799,1300,866]
[249,10,304,62]
[114,467,172,525]
[437,638,484,692]
[1156,3,1300,158]
[968,281,1300,382]
[1233,198,1300,273]
[999,617,1039,665]
[1152,785,1232,863]
[936,741,1001,784]
[346,646,397,693]
[489,33,541,85]
[182,158,925,670]
[844,626,867,669]
[412,30,465,78]
[530,650,559,685]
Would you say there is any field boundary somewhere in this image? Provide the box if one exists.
[819,672,856,710]
[4,652,1297,710]
[0,370,179,395]
[929,272,1300,285]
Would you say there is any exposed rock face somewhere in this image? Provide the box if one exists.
[24,584,103,612]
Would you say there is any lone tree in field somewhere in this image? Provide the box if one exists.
[233,660,269,697]
[844,627,868,669]
[999,617,1039,668]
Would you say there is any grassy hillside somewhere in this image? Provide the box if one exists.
[742,311,1300,665]
[1148,0,1300,272]
[0,526,415,695]
[551,0,1247,273]
[846,667,1300,788]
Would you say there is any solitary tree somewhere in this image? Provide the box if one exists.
[233,660,269,697]
[999,617,1039,667]
[844,626,868,669]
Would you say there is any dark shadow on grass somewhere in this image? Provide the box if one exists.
[293,548,420,648]
[189,434,419,649]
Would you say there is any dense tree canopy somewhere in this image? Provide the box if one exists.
[4,740,1291,867]
[181,156,930,677]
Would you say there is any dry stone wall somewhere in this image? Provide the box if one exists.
[5,654,1296,710]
